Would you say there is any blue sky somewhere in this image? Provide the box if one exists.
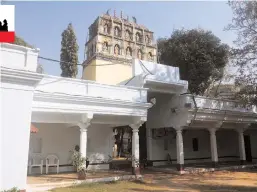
[4,1,236,77]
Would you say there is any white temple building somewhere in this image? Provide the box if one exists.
[0,40,257,191]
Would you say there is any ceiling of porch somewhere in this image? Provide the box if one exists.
[31,112,140,127]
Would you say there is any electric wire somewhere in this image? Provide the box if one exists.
[38,56,129,67]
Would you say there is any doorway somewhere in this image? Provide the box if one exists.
[244,135,252,162]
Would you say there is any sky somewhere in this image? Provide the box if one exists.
[3,1,237,78]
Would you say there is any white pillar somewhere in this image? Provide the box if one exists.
[176,129,184,171]
[78,122,91,169]
[237,129,246,164]
[209,128,218,167]
[130,124,141,175]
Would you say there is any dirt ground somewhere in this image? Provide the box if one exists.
[51,169,257,192]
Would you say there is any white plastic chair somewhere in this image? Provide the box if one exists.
[28,154,44,174]
[46,154,59,174]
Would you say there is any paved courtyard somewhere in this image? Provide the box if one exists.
[48,169,257,192]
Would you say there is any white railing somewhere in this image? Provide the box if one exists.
[35,75,148,103]
[132,59,188,86]
[181,94,256,113]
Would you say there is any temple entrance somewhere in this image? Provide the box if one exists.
[111,126,132,170]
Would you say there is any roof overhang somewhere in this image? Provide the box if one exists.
[144,77,188,94]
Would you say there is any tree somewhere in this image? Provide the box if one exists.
[225,1,257,105]
[113,126,132,158]
[12,35,33,48]
[158,29,230,95]
[60,23,79,78]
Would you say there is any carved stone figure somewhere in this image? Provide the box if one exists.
[145,35,150,44]
[137,49,142,59]
[114,45,120,55]
[103,24,108,33]
[126,47,132,56]
[148,52,153,60]
[114,27,120,36]
[136,33,140,42]
[102,42,108,51]
[125,30,131,40]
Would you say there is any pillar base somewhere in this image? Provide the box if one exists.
[132,167,141,175]
[212,161,218,168]
[176,164,184,171]
[240,160,246,165]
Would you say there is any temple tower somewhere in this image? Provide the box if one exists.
[82,11,157,85]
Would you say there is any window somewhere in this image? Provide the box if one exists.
[192,138,199,151]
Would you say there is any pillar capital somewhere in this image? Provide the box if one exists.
[81,113,94,124]
[176,129,183,134]
[78,113,94,131]
[208,128,218,134]
[130,119,145,131]
[78,122,91,131]
[174,126,183,132]
[236,129,245,134]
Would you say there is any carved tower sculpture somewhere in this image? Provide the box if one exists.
[82,11,157,85]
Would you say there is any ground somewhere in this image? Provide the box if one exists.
[50,169,257,192]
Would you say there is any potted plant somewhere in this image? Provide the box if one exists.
[71,149,89,180]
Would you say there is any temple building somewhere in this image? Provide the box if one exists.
[82,11,157,85]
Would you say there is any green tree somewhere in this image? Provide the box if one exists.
[12,35,33,48]
[60,23,79,78]
[158,29,229,95]
[225,1,257,105]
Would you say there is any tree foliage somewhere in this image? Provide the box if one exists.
[12,35,33,48]
[158,29,230,95]
[225,1,257,105]
[60,23,79,78]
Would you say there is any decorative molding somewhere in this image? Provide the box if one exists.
[33,91,151,109]
[1,67,43,87]
[84,52,133,66]
[130,116,146,129]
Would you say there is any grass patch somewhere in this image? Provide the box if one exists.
[50,180,153,192]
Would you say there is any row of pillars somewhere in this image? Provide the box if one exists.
[176,128,247,171]
[79,121,247,174]
[78,122,141,174]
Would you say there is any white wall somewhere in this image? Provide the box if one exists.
[149,129,240,166]
[0,43,41,191]
[29,123,114,174]
[1,83,35,190]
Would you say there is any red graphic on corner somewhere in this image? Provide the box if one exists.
[0,5,15,43]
